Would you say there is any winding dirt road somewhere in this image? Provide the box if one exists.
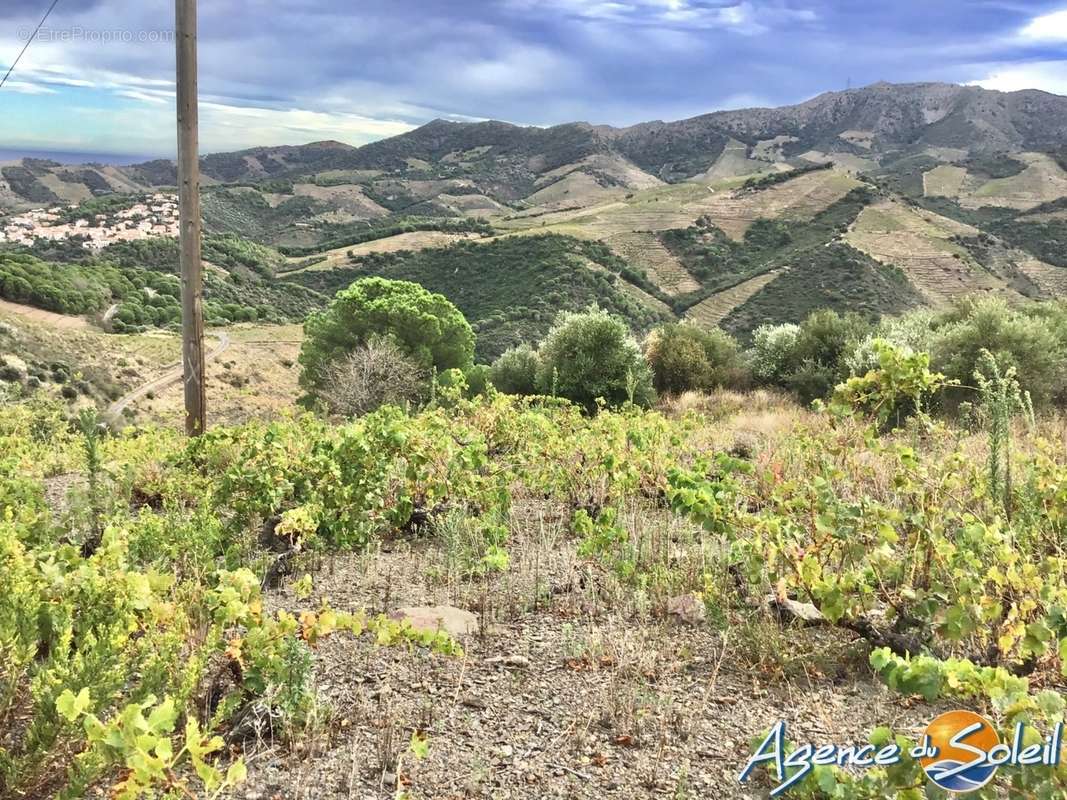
[105,332,230,420]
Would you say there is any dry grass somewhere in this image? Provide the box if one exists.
[922,164,968,198]
[138,323,304,427]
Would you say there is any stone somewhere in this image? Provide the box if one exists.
[767,595,825,626]
[484,654,531,669]
[390,604,479,637]
[666,593,706,625]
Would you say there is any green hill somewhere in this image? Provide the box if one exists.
[284,234,671,360]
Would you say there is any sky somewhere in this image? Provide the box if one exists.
[0,0,1066,158]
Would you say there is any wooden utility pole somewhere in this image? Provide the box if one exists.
[176,0,206,435]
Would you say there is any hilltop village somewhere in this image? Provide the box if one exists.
[0,193,178,249]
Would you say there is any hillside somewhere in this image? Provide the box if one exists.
[2,80,1067,347]
[5,82,1067,214]
[285,234,671,361]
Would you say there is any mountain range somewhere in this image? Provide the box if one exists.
[2,80,1067,360]
[6,81,1067,209]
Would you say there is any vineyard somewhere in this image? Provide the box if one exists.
[2,345,1065,798]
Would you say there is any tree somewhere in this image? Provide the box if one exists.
[316,338,428,418]
[645,323,746,394]
[490,345,539,395]
[299,277,474,397]
[535,308,654,410]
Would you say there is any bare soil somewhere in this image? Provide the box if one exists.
[233,498,950,800]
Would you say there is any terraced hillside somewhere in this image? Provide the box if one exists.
[1017,258,1067,296]
[686,169,861,239]
[601,231,701,295]
[283,230,485,273]
[921,152,1067,211]
[844,199,1023,305]
[683,270,785,327]
[720,243,925,335]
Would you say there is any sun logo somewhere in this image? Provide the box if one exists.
[920,710,1000,793]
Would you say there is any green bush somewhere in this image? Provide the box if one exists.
[0,364,22,383]
[645,323,746,394]
[930,298,1067,408]
[464,364,492,398]
[535,308,655,411]
[489,345,539,395]
[787,310,872,403]
[748,311,873,403]
[748,323,800,385]
[299,277,474,398]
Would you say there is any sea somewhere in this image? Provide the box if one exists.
[0,147,161,166]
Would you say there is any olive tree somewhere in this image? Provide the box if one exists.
[535,308,654,410]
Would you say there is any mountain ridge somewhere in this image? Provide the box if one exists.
[3,80,1067,348]
[4,81,1067,210]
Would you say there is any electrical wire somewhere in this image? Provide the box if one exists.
[1,0,62,91]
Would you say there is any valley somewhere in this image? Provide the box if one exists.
[3,80,1067,419]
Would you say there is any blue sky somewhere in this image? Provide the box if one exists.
[1,0,1066,157]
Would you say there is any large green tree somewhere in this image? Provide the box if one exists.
[299,277,474,396]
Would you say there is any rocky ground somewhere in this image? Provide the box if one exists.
[232,498,950,800]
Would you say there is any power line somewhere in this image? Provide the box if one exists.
[1,0,61,91]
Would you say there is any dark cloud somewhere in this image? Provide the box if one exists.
[3,0,1066,153]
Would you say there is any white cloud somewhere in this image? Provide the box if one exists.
[504,0,802,31]
[449,44,576,94]
[716,91,775,109]
[968,60,1067,95]
[1019,8,1067,41]
[197,103,415,152]
[0,80,57,95]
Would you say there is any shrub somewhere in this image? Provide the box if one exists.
[791,310,871,372]
[832,340,950,428]
[748,311,872,403]
[464,364,492,398]
[299,277,474,398]
[845,309,937,376]
[316,338,428,417]
[645,323,746,394]
[748,323,800,384]
[60,384,78,400]
[930,297,1067,408]
[534,308,655,410]
[787,310,872,403]
[784,360,838,405]
[489,345,539,395]
[0,364,23,382]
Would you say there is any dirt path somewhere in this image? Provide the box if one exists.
[0,298,90,329]
[105,332,230,420]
